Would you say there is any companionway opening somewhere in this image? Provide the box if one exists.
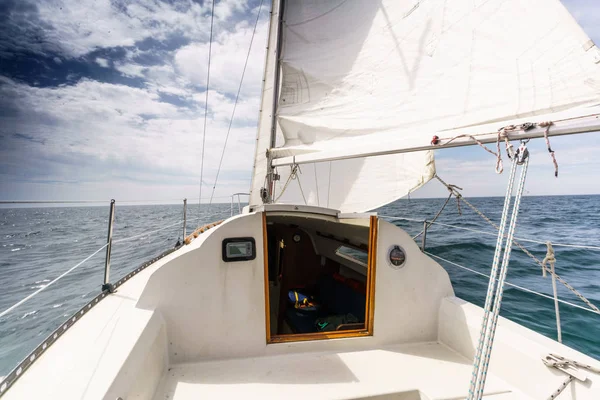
[263,213,377,343]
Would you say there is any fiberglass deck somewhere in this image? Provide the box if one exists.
[153,342,529,400]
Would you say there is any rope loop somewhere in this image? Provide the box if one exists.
[542,241,556,278]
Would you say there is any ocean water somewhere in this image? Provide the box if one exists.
[1,196,599,376]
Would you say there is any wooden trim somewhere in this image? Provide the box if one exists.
[265,214,378,344]
[262,212,271,343]
[270,329,370,343]
[365,215,378,333]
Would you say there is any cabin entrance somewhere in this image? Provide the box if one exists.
[263,213,377,343]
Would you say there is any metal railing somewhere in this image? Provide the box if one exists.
[0,198,194,396]
[230,193,249,216]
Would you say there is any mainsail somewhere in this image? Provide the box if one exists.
[250,0,600,212]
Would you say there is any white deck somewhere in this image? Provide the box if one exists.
[154,342,522,400]
[4,213,600,400]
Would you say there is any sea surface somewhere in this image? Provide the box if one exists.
[1,196,599,376]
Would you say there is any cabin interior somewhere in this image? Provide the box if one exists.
[265,214,373,340]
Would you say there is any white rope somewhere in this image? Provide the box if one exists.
[469,156,519,400]
[0,243,108,319]
[474,156,529,400]
[425,252,600,316]
[543,242,562,342]
[112,220,183,244]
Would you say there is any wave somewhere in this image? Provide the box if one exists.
[29,284,47,290]
[21,310,38,319]
[11,248,21,252]
[52,304,63,308]
[35,279,51,284]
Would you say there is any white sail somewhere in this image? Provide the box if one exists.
[271,0,600,162]
[249,0,436,212]
[272,151,434,212]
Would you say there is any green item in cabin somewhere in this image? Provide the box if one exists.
[315,313,359,332]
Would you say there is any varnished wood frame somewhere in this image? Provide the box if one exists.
[263,213,378,344]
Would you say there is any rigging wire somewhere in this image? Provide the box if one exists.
[208,0,265,208]
[0,244,108,319]
[112,219,184,244]
[425,252,600,316]
[198,0,216,226]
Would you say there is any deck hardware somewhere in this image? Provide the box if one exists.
[222,237,256,262]
[388,246,407,269]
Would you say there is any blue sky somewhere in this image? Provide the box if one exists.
[0,0,599,203]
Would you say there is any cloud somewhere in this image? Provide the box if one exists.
[1,0,599,204]
[0,0,271,202]
[0,73,259,200]
[174,18,268,96]
[95,57,109,68]
[1,0,258,59]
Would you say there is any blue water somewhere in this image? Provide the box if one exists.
[1,196,599,376]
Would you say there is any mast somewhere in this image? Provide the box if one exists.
[265,0,285,203]
[248,0,284,207]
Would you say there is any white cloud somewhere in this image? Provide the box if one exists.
[95,57,109,68]
[0,74,259,200]
[174,18,268,96]
[31,0,254,58]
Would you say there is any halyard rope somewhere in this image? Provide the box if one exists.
[474,154,530,400]
[467,155,519,400]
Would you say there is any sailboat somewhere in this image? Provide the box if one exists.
[2,0,600,399]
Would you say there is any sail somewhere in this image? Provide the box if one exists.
[271,0,600,163]
[249,0,435,212]
[272,151,434,211]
